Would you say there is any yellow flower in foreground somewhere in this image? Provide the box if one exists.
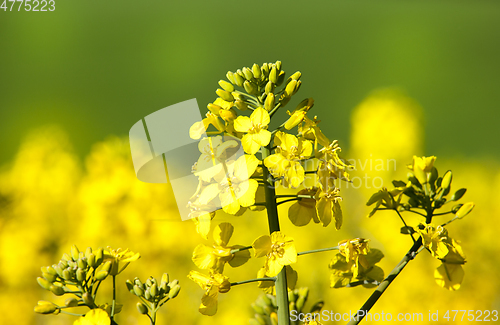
[103,247,140,275]
[233,107,271,154]
[190,112,225,140]
[252,231,297,277]
[264,131,313,188]
[73,309,110,325]
[315,172,343,229]
[192,222,250,273]
[415,224,450,260]
[317,141,351,182]
[188,271,231,316]
[298,115,330,149]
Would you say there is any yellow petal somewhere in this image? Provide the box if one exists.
[252,129,271,147]
[251,107,270,126]
[316,197,333,227]
[194,214,212,240]
[189,121,206,140]
[233,116,252,133]
[236,179,258,207]
[288,201,314,226]
[198,183,220,205]
[233,154,259,181]
[241,134,261,155]
[199,291,218,316]
[192,244,215,270]
[252,235,272,258]
[434,263,464,291]
[219,190,240,215]
[213,222,234,247]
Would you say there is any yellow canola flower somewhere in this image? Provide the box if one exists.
[256,265,297,295]
[317,141,351,182]
[233,107,271,154]
[434,263,465,291]
[264,131,313,188]
[298,115,330,149]
[194,136,239,182]
[410,155,436,185]
[73,309,110,325]
[103,247,140,276]
[316,187,343,229]
[189,112,225,140]
[188,271,231,316]
[284,98,314,130]
[415,224,450,260]
[192,222,250,273]
[252,231,297,277]
[198,155,260,215]
[338,238,370,273]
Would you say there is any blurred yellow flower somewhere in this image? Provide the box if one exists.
[188,271,231,316]
[338,238,370,277]
[434,263,464,291]
[252,231,297,277]
[410,155,436,184]
[288,188,320,227]
[298,115,330,149]
[73,309,110,325]
[234,107,271,154]
[264,131,313,188]
[415,224,449,260]
[190,112,225,140]
[257,265,297,295]
[103,247,140,276]
[317,140,350,182]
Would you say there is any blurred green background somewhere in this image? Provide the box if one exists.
[1,1,500,325]
[1,0,500,163]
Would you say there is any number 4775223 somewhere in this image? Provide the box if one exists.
[1,0,55,11]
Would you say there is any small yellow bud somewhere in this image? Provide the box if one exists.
[34,301,58,314]
[285,80,297,96]
[50,284,65,296]
[95,270,109,281]
[101,261,112,273]
[76,268,86,282]
[77,258,87,270]
[87,254,96,268]
[82,292,94,306]
[216,88,234,102]
[168,284,181,299]
[288,71,301,82]
[252,63,261,79]
[456,202,474,219]
[218,80,234,92]
[70,245,80,261]
[42,272,57,283]
[233,72,245,87]
[269,66,278,83]
[243,67,254,80]
[37,277,51,290]
[264,93,275,111]
[235,99,248,111]
[243,80,257,95]
[134,285,144,297]
[226,71,236,84]
[276,71,286,86]
[441,170,452,190]
[150,283,158,297]
[265,80,275,94]
[137,302,148,315]
[95,248,104,267]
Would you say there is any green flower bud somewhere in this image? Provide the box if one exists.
[276,71,286,87]
[233,72,244,87]
[243,67,254,80]
[133,285,144,297]
[34,301,58,314]
[456,202,474,219]
[252,63,261,79]
[146,278,153,287]
[95,271,109,281]
[234,99,248,111]
[285,80,297,96]
[269,66,278,83]
[135,278,144,288]
[101,261,112,273]
[249,319,261,325]
[94,248,104,267]
[65,297,79,307]
[77,258,87,270]
[288,290,297,303]
[37,277,52,290]
[82,292,94,306]
[289,301,296,313]
[216,88,234,102]
[70,245,80,261]
[255,314,267,325]
[441,170,452,190]
[76,268,86,282]
[264,93,275,112]
[144,289,151,300]
[137,302,148,315]
[62,269,72,281]
[54,264,64,277]
[226,71,236,84]
[61,253,72,263]
[150,283,158,297]
[450,188,467,201]
[243,81,257,95]
[126,279,134,292]
[236,69,245,78]
[43,272,57,283]
[50,284,65,296]
[85,247,92,257]
[218,80,234,92]
[168,284,181,299]
[265,81,275,95]
[45,266,57,276]
[87,254,96,268]
[252,302,265,315]
[170,279,179,287]
[67,260,77,269]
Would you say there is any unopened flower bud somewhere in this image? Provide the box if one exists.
[277,71,286,87]
[65,297,79,307]
[264,93,275,111]
[37,277,51,290]
[95,271,109,281]
[34,301,58,314]
[150,283,158,297]
[50,284,65,296]
[226,71,236,84]
[76,268,86,282]
[235,99,248,111]
[252,63,261,79]
[441,170,452,190]
[269,66,278,83]
[285,80,297,96]
[233,72,244,87]
[242,67,254,81]
[218,80,234,92]
[456,202,474,219]
[137,302,148,315]
[70,245,80,261]
[216,88,234,102]
[134,285,144,297]
[243,80,257,95]
[82,292,94,306]
[265,80,275,94]
[87,254,96,268]
[42,272,57,283]
[168,284,181,299]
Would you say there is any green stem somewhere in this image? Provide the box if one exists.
[230,246,253,254]
[111,276,116,320]
[261,145,290,325]
[347,239,424,325]
[297,246,339,256]
[230,277,276,286]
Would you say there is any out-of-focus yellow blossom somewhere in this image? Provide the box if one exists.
[188,271,231,316]
[264,131,313,188]
[288,188,320,226]
[194,136,225,182]
[434,263,464,291]
[338,238,370,277]
[190,112,226,140]
[257,265,297,295]
[192,222,250,273]
[315,186,343,229]
[191,211,216,240]
[415,224,449,259]
[365,187,405,217]
[329,247,384,288]
[298,115,330,149]
[103,247,140,275]
[233,107,271,154]
[198,155,259,214]
[252,231,297,277]
[410,155,437,184]
[73,309,110,325]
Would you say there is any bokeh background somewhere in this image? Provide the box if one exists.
[1,0,499,324]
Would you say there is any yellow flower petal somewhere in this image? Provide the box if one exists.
[192,244,215,270]
[213,222,234,247]
[252,235,272,258]
[233,116,253,133]
[434,263,464,291]
[236,179,258,207]
[251,107,270,126]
